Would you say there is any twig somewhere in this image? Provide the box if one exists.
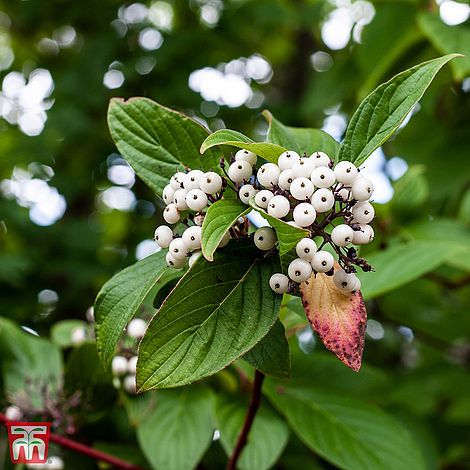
[0,413,145,470]
[226,370,265,470]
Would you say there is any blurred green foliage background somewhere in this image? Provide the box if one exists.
[0,0,469,468]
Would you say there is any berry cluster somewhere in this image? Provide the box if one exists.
[154,167,239,268]
[111,318,148,394]
[153,147,374,296]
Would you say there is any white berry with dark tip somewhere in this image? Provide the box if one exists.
[292,157,316,178]
[235,149,257,166]
[254,227,277,250]
[288,258,312,283]
[311,250,334,272]
[255,190,274,208]
[257,163,281,188]
[267,195,290,218]
[311,167,335,188]
[184,170,204,190]
[170,172,186,190]
[352,224,374,244]
[296,238,317,261]
[163,184,176,205]
[293,202,316,227]
[352,201,375,224]
[331,224,354,247]
[239,184,258,204]
[173,188,189,210]
[334,161,358,184]
[278,150,301,170]
[154,225,173,248]
[182,225,202,250]
[290,177,315,200]
[269,273,290,294]
[278,169,295,190]
[228,161,253,183]
[186,189,208,212]
[163,203,180,224]
[169,238,189,260]
[311,188,334,212]
[310,151,330,167]
[166,251,186,268]
[352,176,374,201]
[200,172,223,194]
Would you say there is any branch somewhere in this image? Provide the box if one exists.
[0,413,145,470]
[225,370,265,470]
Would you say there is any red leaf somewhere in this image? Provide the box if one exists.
[300,272,367,372]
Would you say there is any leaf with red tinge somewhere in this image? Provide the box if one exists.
[300,273,367,372]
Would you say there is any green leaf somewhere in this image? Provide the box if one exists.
[358,241,460,299]
[0,318,63,408]
[263,111,340,159]
[201,198,251,261]
[137,387,214,470]
[95,250,177,368]
[418,14,470,81]
[215,395,290,470]
[243,320,290,379]
[108,97,223,196]
[200,129,286,164]
[390,165,429,212]
[137,240,281,390]
[51,320,88,348]
[249,199,308,271]
[265,386,426,470]
[339,54,461,166]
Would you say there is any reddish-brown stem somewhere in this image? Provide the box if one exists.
[225,370,265,470]
[0,413,145,470]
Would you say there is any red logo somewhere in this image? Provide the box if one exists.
[6,422,51,464]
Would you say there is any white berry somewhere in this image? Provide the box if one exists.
[311,188,335,212]
[169,238,189,260]
[311,250,334,272]
[163,184,176,205]
[331,224,354,247]
[127,318,147,339]
[334,161,358,184]
[293,202,316,227]
[173,188,189,211]
[278,169,295,190]
[288,258,312,283]
[278,150,301,170]
[333,269,360,293]
[123,375,136,394]
[255,190,274,208]
[352,224,374,244]
[166,251,186,268]
[186,189,208,212]
[163,203,180,224]
[235,149,257,165]
[351,201,375,224]
[338,187,352,202]
[296,238,317,261]
[46,456,65,470]
[5,405,22,421]
[254,227,277,250]
[154,225,173,248]
[352,177,374,201]
[228,161,253,183]
[239,184,258,204]
[112,356,128,376]
[269,273,290,294]
[267,195,290,218]
[188,250,202,267]
[310,167,336,188]
[292,157,316,178]
[310,151,331,167]
[170,171,186,190]
[71,326,86,345]
[257,163,280,188]
[182,225,202,250]
[200,172,223,194]
[290,177,315,200]
[184,170,204,190]
[127,356,138,374]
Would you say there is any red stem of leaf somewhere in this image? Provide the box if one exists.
[225,369,265,470]
[0,413,145,470]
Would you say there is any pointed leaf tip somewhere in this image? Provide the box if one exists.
[300,272,367,372]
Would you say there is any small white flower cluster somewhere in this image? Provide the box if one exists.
[154,167,233,268]
[111,318,148,394]
[225,149,375,295]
